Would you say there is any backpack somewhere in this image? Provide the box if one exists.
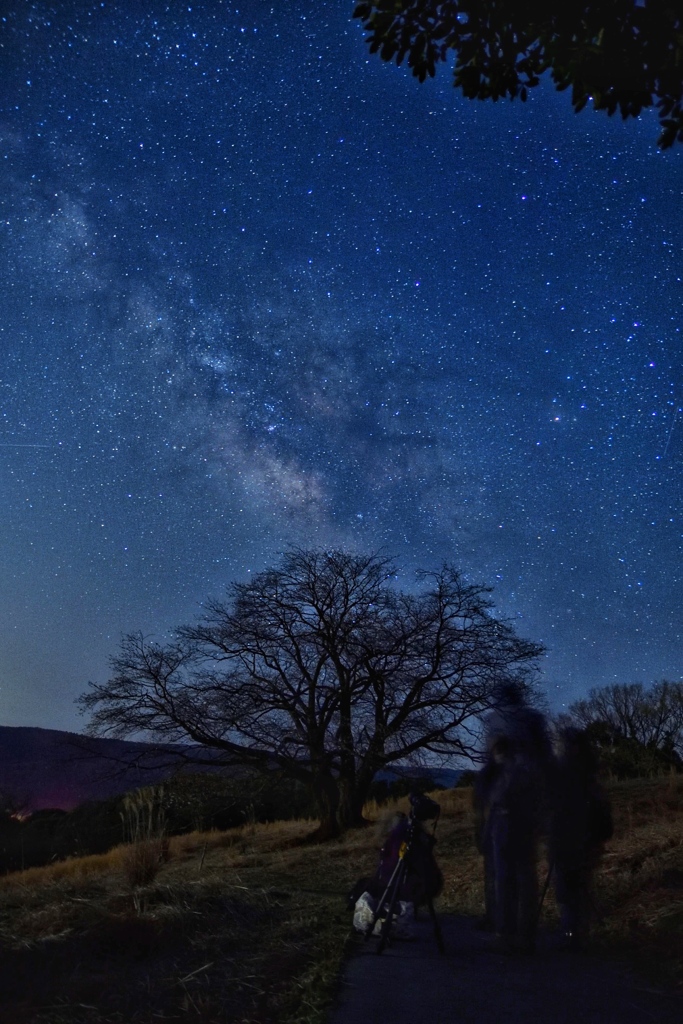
[375,815,443,904]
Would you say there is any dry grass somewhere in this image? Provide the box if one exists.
[120,837,168,890]
[0,817,369,1023]
[0,848,125,888]
[586,775,683,987]
[432,776,683,987]
[0,778,680,1022]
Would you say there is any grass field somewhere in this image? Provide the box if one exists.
[0,776,681,1022]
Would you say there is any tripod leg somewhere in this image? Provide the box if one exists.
[366,857,404,942]
[376,861,406,955]
[427,897,445,954]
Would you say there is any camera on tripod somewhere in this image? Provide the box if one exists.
[365,790,444,954]
[409,790,441,823]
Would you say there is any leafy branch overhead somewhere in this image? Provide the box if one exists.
[353,1,683,148]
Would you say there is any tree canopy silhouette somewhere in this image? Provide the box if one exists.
[569,680,683,771]
[353,2,683,148]
[79,549,544,838]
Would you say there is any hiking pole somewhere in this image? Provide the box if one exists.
[536,860,553,927]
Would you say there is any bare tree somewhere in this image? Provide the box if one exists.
[569,681,683,759]
[79,549,544,838]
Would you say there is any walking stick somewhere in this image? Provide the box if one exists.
[536,860,553,926]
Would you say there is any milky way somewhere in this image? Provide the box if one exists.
[1,2,683,731]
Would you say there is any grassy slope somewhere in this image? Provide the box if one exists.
[0,778,681,1023]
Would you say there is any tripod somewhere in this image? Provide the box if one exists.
[368,803,445,955]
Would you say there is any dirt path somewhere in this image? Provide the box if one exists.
[328,915,682,1024]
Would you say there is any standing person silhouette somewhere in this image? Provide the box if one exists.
[476,683,552,953]
[550,726,613,950]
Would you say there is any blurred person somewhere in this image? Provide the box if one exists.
[476,683,552,953]
[472,757,499,930]
[550,726,613,950]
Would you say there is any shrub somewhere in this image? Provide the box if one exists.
[121,838,166,889]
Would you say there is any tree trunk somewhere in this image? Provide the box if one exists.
[337,775,372,830]
[336,670,364,830]
[338,797,369,830]
[310,771,341,841]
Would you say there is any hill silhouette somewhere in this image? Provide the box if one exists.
[0,725,462,814]
[0,726,183,811]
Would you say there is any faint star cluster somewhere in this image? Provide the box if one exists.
[0,2,682,730]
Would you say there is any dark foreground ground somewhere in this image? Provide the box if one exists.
[329,914,683,1024]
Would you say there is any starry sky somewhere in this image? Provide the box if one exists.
[1,2,682,733]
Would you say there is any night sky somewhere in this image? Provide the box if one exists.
[2,2,683,733]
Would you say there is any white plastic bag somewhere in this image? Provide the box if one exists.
[352,892,415,938]
[352,891,377,934]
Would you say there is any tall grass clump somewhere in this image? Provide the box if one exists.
[120,836,167,889]
[120,784,170,893]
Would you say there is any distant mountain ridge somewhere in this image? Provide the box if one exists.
[0,726,182,812]
[376,766,462,788]
[0,726,463,814]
